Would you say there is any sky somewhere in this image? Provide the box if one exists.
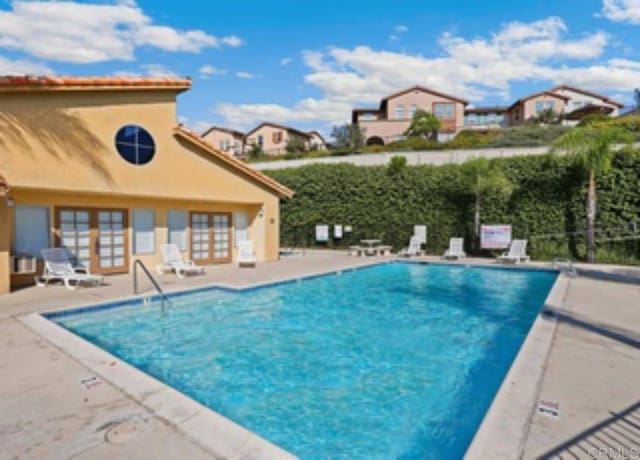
[2,0,640,136]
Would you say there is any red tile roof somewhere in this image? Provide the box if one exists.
[0,75,192,92]
[245,122,312,139]
[0,173,9,196]
[550,84,624,108]
[173,126,294,199]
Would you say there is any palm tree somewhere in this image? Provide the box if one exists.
[552,127,633,263]
[405,110,441,140]
[462,158,514,250]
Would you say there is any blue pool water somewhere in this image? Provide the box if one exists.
[51,262,557,459]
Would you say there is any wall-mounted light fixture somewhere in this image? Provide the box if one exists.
[6,196,14,208]
[258,206,265,218]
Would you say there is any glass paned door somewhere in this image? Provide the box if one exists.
[191,213,210,261]
[98,210,126,273]
[59,209,91,269]
[213,214,230,262]
[190,212,232,264]
[57,208,128,274]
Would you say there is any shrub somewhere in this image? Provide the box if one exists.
[486,125,571,147]
[577,113,609,127]
[387,137,441,151]
[285,136,308,153]
[446,130,500,149]
[266,150,640,264]
[387,155,407,175]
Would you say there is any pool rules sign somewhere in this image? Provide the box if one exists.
[481,225,512,249]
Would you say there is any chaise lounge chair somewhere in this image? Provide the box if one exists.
[497,239,530,264]
[398,236,423,257]
[442,238,466,260]
[157,243,205,278]
[238,240,257,267]
[36,248,104,290]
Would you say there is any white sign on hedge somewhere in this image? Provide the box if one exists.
[481,225,512,249]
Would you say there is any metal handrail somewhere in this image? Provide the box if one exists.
[133,259,171,310]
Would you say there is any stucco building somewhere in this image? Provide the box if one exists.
[354,84,624,142]
[245,122,326,155]
[352,86,469,145]
[201,125,245,157]
[0,76,293,294]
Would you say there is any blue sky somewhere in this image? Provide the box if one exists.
[1,0,640,136]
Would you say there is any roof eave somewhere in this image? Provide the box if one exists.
[173,127,294,199]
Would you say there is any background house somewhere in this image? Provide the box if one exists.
[352,86,469,145]
[245,122,326,155]
[0,76,293,294]
[201,125,245,157]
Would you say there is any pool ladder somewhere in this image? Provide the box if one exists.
[133,259,171,311]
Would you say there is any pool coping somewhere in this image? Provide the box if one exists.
[464,272,570,459]
[18,258,564,459]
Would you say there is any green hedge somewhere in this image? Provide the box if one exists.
[267,149,640,264]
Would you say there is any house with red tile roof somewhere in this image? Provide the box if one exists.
[0,75,292,294]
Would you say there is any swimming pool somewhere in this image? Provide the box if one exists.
[49,262,557,459]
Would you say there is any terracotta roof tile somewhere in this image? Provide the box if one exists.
[173,126,294,199]
[0,75,192,92]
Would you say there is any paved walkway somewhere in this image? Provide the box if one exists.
[251,146,550,170]
[0,251,638,459]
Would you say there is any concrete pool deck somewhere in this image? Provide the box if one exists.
[0,250,638,459]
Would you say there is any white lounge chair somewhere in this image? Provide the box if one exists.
[36,248,104,290]
[398,236,423,257]
[443,238,466,260]
[157,243,205,278]
[238,240,257,267]
[497,239,530,264]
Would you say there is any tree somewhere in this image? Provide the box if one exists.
[461,158,514,250]
[534,107,561,125]
[634,88,640,110]
[285,135,307,153]
[247,143,264,160]
[404,110,441,140]
[552,127,634,262]
[331,123,366,153]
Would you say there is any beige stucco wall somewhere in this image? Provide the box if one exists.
[246,125,309,155]
[202,128,243,156]
[551,88,620,116]
[358,89,466,143]
[0,89,285,293]
[0,200,9,293]
[522,95,566,122]
[358,120,412,143]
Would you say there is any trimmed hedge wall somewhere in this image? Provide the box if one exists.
[266,149,640,264]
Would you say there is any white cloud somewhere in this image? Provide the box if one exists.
[177,115,214,134]
[0,0,243,63]
[215,16,640,128]
[389,34,400,41]
[220,35,244,47]
[601,0,640,23]
[113,63,177,77]
[280,57,292,66]
[139,63,177,77]
[236,71,255,79]
[0,54,52,74]
[394,25,409,33]
[199,64,227,78]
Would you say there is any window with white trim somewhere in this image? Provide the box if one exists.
[395,105,404,119]
[132,209,155,255]
[167,210,187,251]
[14,206,49,258]
[234,212,249,247]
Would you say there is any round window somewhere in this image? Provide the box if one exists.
[115,125,155,165]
